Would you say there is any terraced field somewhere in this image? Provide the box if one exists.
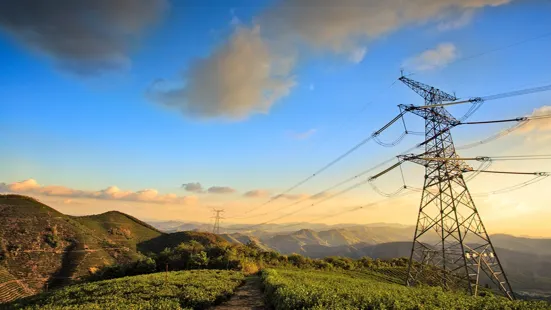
[0,267,33,303]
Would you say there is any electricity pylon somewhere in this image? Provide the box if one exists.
[212,209,224,234]
[397,76,514,299]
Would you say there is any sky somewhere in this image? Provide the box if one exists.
[1,0,551,237]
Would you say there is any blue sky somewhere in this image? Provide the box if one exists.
[2,1,551,235]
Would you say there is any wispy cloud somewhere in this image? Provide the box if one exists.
[403,43,458,71]
[437,10,476,31]
[150,0,512,120]
[1,179,197,205]
[0,0,168,75]
[290,128,317,140]
[243,189,271,198]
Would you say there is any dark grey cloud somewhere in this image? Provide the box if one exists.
[0,0,168,75]
[207,186,236,194]
[181,182,204,193]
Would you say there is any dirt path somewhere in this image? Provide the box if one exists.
[212,275,268,310]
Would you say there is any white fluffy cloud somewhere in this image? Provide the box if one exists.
[1,179,197,205]
[404,43,458,71]
[151,26,295,120]
[151,0,513,120]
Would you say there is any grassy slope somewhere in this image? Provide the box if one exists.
[74,211,163,251]
[262,268,551,310]
[0,195,162,298]
[4,270,244,310]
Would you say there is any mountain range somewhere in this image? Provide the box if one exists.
[150,220,551,297]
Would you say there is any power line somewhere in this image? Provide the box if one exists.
[232,143,423,220]
[416,83,551,109]
[231,110,410,218]
[445,30,551,67]
[232,111,551,222]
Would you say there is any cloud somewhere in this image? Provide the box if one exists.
[273,193,310,201]
[2,179,196,205]
[403,43,458,71]
[517,105,551,134]
[151,0,511,120]
[243,189,271,198]
[310,192,332,200]
[207,186,236,194]
[437,10,476,31]
[150,26,296,120]
[290,128,317,140]
[0,0,168,75]
[348,47,367,64]
[182,182,204,193]
[230,8,241,26]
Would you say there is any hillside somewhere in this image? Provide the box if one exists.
[4,270,244,310]
[0,195,162,301]
[262,268,551,309]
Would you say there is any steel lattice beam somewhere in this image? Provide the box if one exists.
[400,76,514,300]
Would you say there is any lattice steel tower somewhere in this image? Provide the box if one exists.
[212,209,224,234]
[398,76,514,299]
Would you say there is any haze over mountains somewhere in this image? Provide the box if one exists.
[150,220,551,297]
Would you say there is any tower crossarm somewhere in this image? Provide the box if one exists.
[400,104,459,126]
[399,76,458,103]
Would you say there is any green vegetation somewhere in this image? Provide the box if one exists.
[261,268,551,310]
[5,270,244,310]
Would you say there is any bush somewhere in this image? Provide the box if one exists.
[43,234,58,248]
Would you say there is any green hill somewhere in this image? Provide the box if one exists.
[75,211,163,251]
[0,195,162,301]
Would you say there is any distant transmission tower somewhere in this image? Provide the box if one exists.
[397,76,514,299]
[212,209,224,234]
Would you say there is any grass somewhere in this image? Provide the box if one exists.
[4,270,244,310]
[261,268,551,310]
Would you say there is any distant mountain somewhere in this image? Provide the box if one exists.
[490,234,551,257]
[148,220,414,234]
